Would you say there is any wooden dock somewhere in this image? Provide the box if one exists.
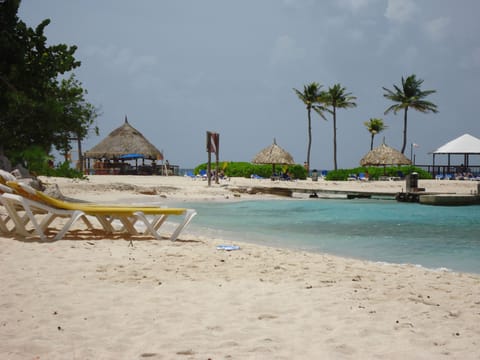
[243,186,396,199]
[419,194,480,206]
[238,186,479,206]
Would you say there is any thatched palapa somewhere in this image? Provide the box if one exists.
[360,143,411,166]
[85,117,163,160]
[252,139,294,165]
[252,139,294,175]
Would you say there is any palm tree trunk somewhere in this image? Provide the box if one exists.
[306,108,312,172]
[333,107,337,170]
[370,134,374,150]
[401,107,408,154]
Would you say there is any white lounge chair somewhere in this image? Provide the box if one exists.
[4,181,196,241]
[0,191,91,240]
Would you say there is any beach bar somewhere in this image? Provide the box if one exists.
[83,117,178,175]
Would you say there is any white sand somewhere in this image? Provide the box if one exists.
[1,175,479,359]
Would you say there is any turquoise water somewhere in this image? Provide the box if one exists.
[180,199,480,274]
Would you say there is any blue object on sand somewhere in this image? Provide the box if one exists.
[216,245,240,251]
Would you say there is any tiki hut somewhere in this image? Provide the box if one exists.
[252,139,295,176]
[360,143,411,171]
[84,117,163,174]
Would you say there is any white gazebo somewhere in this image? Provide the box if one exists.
[431,133,480,173]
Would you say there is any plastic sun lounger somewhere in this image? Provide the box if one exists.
[6,181,197,241]
[0,191,93,241]
[0,183,56,236]
[0,183,14,234]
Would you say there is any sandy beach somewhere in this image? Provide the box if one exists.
[1,175,479,359]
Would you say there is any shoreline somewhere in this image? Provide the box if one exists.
[1,175,479,358]
[38,175,480,275]
[39,174,480,201]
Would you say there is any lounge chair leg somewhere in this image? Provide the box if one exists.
[133,212,163,240]
[0,215,10,234]
[169,209,197,241]
[53,210,86,240]
[117,216,139,235]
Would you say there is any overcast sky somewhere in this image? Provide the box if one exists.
[19,0,480,169]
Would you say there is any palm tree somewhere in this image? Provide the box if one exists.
[293,83,327,171]
[322,84,357,170]
[383,74,438,154]
[364,118,387,150]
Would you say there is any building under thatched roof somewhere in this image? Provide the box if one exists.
[360,143,411,166]
[85,117,163,160]
[252,139,295,176]
[252,139,295,166]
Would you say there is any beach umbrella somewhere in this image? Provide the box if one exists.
[252,139,295,175]
[118,153,145,160]
[360,143,411,172]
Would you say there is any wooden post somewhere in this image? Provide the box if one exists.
[206,131,212,186]
[206,131,220,186]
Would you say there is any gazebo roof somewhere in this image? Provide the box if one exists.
[85,117,163,160]
[432,133,480,154]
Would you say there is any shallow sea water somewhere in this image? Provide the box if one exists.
[180,199,480,274]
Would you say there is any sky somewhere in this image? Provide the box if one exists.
[18,0,480,170]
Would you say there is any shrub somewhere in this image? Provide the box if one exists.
[325,166,432,181]
[48,161,87,179]
[194,162,307,179]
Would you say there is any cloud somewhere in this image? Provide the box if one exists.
[128,55,158,74]
[347,28,365,42]
[385,0,417,24]
[282,0,314,8]
[269,35,306,67]
[399,46,419,68]
[83,44,158,76]
[459,47,480,69]
[337,0,376,13]
[423,17,451,42]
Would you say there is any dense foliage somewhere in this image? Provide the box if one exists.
[0,0,98,173]
[194,162,308,180]
[19,145,86,178]
[193,163,432,181]
[325,166,432,181]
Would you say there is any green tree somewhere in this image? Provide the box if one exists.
[293,83,327,171]
[322,84,357,170]
[54,75,100,164]
[383,74,438,154]
[364,118,387,150]
[0,0,98,168]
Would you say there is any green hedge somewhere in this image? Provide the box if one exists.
[193,162,432,181]
[325,165,432,181]
[194,162,308,180]
[9,146,86,179]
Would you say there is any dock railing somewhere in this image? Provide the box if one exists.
[415,164,480,179]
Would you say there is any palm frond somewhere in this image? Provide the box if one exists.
[323,83,357,109]
[410,100,438,113]
[293,82,324,108]
[384,103,403,115]
[313,105,329,119]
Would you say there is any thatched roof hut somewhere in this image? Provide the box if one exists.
[252,139,295,166]
[85,117,163,160]
[360,143,411,166]
[252,139,294,176]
